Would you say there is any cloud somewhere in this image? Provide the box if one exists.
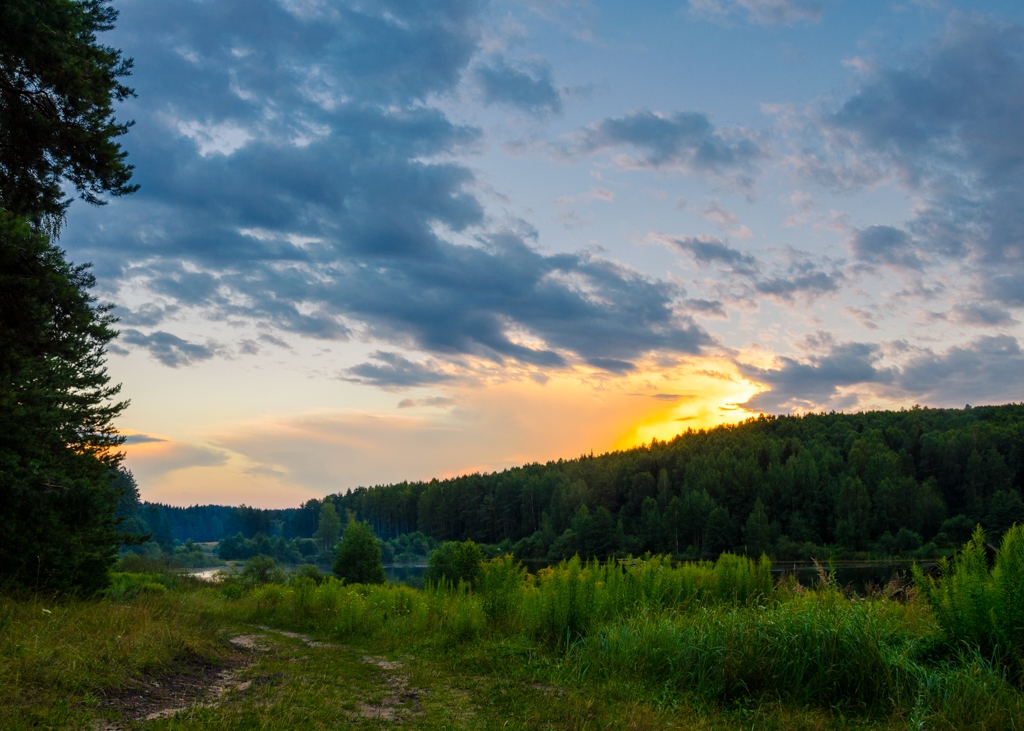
[668,234,841,304]
[671,235,759,275]
[753,266,843,302]
[848,225,922,270]
[791,16,1024,308]
[564,109,766,185]
[683,298,727,317]
[397,396,458,408]
[952,302,1016,326]
[117,329,221,367]
[738,341,893,412]
[123,439,230,482]
[122,433,168,445]
[739,334,1024,414]
[342,351,457,390]
[896,335,1024,405]
[473,56,562,116]
[688,0,825,26]
[700,200,752,238]
[63,0,710,379]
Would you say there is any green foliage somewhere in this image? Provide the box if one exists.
[0,212,127,594]
[292,563,325,585]
[742,498,772,557]
[915,524,1024,674]
[425,540,484,587]
[240,555,285,588]
[332,520,386,585]
[476,555,528,628]
[217,531,301,563]
[0,0,139,596]
[312,500,341,553]
[0,0,137,219]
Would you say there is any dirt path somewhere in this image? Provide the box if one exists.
[92,635,261,729]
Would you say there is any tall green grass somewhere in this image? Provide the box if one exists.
[915,524,1024,674]
[0,591,223,729]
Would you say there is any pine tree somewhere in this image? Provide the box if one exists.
[0,213,127,592]
[0,0,137,592]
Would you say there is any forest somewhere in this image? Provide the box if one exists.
[129,403,1024,563]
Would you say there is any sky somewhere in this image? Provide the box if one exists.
[61,0,1024,508]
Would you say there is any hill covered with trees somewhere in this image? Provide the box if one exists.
[131,404,1024,563]
[318,404,1024,561]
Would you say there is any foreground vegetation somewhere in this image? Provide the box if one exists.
[3,527,1024,730]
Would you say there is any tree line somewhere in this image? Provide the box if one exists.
[320,405,1024,561]
[125,404,1024,564]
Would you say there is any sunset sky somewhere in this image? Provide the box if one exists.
[61,0,1024,507]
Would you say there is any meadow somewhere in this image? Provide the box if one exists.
[3,527,1024,730]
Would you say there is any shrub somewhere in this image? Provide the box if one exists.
[333,520,386,585]
[292,564,325,585]
[240,555,285,587]
[425,540,483,588]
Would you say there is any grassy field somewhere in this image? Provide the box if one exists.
[3,536,1024,730]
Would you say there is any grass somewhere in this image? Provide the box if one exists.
[3,548,1024,729]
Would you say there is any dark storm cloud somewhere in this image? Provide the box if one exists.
[797,16,1024,304]
[343,351,456,390]
[739,341,892,413]
[117,329,221,367]
[473,57,562,116]
[566,109,766,183]
[63,0,711,376]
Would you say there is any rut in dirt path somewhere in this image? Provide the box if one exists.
[354,656,425,722]
[92,634,263,729]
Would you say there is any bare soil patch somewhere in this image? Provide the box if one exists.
[354,655,425,722]
[92,638,260,728]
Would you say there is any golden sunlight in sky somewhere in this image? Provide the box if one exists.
[120,355,764,507]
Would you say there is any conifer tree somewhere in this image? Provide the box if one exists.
[0,0,136,592]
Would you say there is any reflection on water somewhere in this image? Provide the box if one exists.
[184,567,228,582]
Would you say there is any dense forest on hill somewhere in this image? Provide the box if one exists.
[131,404,1024,562]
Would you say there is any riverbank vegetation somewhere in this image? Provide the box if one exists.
[4,527,1024,730]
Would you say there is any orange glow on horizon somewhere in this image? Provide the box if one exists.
[611,359,764,450]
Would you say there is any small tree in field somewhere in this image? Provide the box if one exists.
[332,520,386,585]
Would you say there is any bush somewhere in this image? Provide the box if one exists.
[333,520,386,585]
[915,524,1024,674]
[425,540,483,588]
[240,555,285,587]
[292,564,325,585]
[477,554,527,628]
